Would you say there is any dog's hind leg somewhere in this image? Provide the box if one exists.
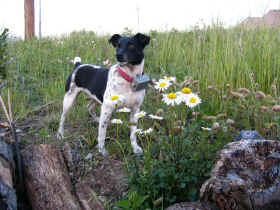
[87,100,99,122]
[129,107,143,154]
[57,89,79,139]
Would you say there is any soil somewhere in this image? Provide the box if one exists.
[0,105,129,210]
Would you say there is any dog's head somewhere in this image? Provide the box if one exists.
[109,33,150,66]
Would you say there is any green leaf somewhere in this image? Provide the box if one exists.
[113,199,131,209]
[132,195,149,207]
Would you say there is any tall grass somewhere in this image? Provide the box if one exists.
[5,26,280,116]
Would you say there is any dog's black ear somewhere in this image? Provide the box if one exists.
[134,33,150,48]
[109,34,121,47]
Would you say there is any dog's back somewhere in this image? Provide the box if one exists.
[65,57,109,102]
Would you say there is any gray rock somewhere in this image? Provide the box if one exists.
[235,130,263,141]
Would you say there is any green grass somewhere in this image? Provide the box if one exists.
[1,25,280,209]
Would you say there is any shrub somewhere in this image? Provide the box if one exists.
[126,118,233,209]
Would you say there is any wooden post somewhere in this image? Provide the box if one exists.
[24,0,35,39]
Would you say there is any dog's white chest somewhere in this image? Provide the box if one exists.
[104,68,146,108]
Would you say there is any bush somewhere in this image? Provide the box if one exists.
[127,119,233,209]
[0,28,9,79]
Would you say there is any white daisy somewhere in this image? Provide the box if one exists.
[149,114,164,120]
[201,127,212,131]
[143,128,153,135]
[111,119,123,124]
[135,129,144,135]
[163,76,176,83]
[162,92,181,106]
[184,93,201,108]
[117,107,131,113]
[154,79,171,91]
[177,87,192,103]
[134,111,146,119]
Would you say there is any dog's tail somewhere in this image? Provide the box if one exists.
[73,56,81,68]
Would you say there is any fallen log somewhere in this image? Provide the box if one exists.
[21,144,82,210]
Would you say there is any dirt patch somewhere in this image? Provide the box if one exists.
[0,106,129,209]
[75,158,128,209]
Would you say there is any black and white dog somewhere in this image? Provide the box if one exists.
[57,33,150,156]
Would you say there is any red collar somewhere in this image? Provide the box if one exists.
[117,66,133,83]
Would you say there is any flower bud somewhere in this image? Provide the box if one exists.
[192,80,199,86]
[156,108,164,116]
[255,91,266,99]
[258,105,269,113]
[230,91,243,99]
[192,112,199,118]
[271,85,277,92]
[202,115,217,121]
[212,122,220,130]
[238,88,251,94]
[217,113,227,119]
[238,105,246,110]
[272,105,280,112]
[226,119,235,126]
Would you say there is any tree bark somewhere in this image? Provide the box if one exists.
[21,144,82,210]
[200,139,280,210]
[165,201,217,210]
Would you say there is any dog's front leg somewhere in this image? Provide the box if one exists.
[97,103,113,156]
[130,107,143,154]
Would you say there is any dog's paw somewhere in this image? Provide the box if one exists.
[56,132,64,139]
[133,145,143,154]
[98,147,109,156]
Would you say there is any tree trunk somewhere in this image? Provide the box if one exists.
[21,144,82,210]
[200,139,280,210]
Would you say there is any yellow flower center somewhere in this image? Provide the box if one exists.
[159,82,167,87]
[190,97,197,103]
[137,113,144,118]
[111,95,119,101]
[167,92,177,99]
[165,77,171,81]
[181,88,191,94]
[116,120,121,123]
